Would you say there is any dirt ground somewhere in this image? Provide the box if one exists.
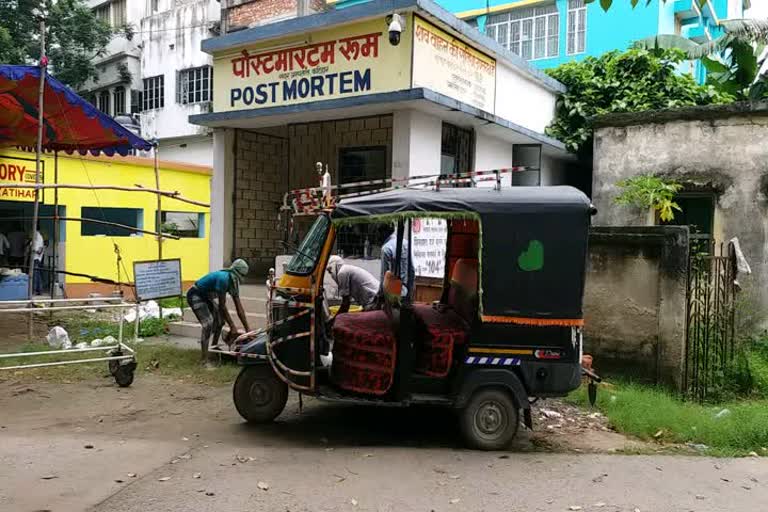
[1,373,766,512]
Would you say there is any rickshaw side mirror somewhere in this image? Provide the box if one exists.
[589,204,598,216]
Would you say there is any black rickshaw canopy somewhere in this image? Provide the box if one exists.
[331,186,592,324]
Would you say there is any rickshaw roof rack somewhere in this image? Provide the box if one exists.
[282,167,534,216]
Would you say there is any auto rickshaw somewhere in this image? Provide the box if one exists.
[231,185,594,450]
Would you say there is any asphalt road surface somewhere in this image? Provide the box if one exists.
[0,377,764,512]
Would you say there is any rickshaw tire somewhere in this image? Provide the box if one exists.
[459,388,519,451]
[233,365,288,424]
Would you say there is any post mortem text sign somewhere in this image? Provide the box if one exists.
[133,259,182,301]
[213,17,413,112]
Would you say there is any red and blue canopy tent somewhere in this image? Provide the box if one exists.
[0,65,153,155]
[0,64,159,300]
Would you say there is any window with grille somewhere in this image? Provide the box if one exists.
[113,86,126,115]
[98,90,110,115]
[567,0,587,55]
[142,75,164,111]
[93,4,110,24]
[176,66,212,105]
[486,4,559,60]
[112,0,126,27]
[160,211,205,238]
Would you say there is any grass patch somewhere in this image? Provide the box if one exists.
[0,341,240,386]
[158,296,188,309]
[569,382,768,456]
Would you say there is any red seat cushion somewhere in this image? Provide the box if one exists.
[412,304,469,378]
[331,310,397,396]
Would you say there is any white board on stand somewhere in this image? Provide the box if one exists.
[133,259,182,301]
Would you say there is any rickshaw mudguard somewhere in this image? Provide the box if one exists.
[236,331,269,365]
[454,368,529,411]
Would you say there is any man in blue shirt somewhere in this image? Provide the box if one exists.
[186,259,251,364]
[380,228,414,300]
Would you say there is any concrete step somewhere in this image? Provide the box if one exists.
[167,321,202,339]
[181,308,267,326]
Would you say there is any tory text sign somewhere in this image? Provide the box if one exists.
[0,155,43,203]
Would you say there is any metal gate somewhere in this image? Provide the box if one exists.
[684,241,738,401]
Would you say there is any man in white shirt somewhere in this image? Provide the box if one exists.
[0,230,10,266]
[31,225,45,295]
[326,255,380,314]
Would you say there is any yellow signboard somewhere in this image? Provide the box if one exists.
[412,16,496,113]
[213,17,413,113]
[0,155,43,203]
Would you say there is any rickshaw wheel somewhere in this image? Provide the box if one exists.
[233,365,288,424]
[460,388,519,451]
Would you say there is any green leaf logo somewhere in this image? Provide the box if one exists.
[518,240,544,272]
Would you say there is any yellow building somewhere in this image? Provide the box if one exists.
[0,150,211,298]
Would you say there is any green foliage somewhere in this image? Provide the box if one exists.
[614,174,682,221]
[635,20,768,101]
[545,49,730,153]
[569,381,768,455]
[0,0,112,90]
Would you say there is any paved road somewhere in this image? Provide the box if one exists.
[0,378,765,512]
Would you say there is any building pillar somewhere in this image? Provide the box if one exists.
[210,128,235,272]
[391,110,442,180]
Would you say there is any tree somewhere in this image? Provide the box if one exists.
[0,0,112,90]
[614,175,682,221]
[544,48,732,154]
[635,19,768,101]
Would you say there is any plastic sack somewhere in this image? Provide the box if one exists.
[74,342,88,350]
[102,335,117,345]
[90,338,104,347]
[46,326,72,350]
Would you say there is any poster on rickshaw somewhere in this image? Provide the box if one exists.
[411,218,447,278]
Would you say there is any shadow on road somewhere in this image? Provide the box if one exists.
[231,400,533,451]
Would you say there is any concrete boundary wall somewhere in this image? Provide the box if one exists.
[584,226,689,390]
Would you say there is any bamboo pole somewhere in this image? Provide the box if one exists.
[52,151,58,301]
[28,17,46,340]
[0,183,209,208]
[154,143,163,320]
[0,216,180,240]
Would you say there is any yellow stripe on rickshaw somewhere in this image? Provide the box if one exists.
[467,348,533,355]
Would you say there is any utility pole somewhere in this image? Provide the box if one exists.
[28,14,47,340]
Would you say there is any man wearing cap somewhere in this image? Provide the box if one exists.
[187,259,251,364]
[326,255,379,315]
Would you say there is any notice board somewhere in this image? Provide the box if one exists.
[133,259,182,301]
[411,218,447,278]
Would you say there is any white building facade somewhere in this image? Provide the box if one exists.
[81,0,220,165]
[190,0,578,275]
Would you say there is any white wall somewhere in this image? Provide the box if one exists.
[139,0,219,141]
[209,128,234,271]
[494,63,558,134]
[474,132,512,171]
[540,154,568,185]
[391,110,443,180]
[158,137,214,166]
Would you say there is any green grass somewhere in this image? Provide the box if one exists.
[569,382,768,456]
[0,341,240,386]
[158,296,188,309]
[748,339,768,397]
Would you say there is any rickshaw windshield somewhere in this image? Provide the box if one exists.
[285,215,330,275]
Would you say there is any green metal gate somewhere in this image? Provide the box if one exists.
[684,242,738,401]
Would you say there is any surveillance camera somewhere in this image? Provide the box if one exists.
[387,13,404,46]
